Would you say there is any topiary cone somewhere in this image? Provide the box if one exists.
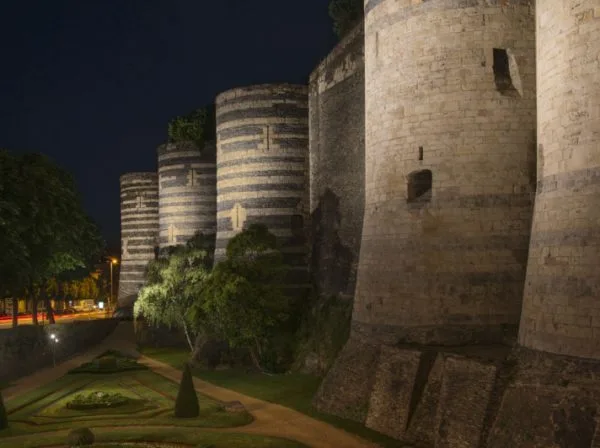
[0,390,8,430]
[174,362,199,418]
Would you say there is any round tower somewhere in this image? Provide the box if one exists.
[215,84,310,289]
[518,0,600,359]
[157,140,217,249]
[117,172,159,308]
[354,0,536,345]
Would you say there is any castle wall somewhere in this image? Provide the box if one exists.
[352,0,536,345]
[214,84,310,290]
[117,172,159,308]
[309,22,365,300]
[157,140,217,249]
[518,0,600,359]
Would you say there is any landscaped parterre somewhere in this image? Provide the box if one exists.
[0,350,307,448]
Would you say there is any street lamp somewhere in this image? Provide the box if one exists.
[105,257,118,313]
[49,333,59,367]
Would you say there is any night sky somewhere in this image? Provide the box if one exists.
[0,1,337,250]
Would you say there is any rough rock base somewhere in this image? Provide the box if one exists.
[314,338,600,447]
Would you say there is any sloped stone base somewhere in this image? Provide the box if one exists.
[315,343,600,447]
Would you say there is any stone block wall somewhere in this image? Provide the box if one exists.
[308,21,365,300]
[0,319,118,384]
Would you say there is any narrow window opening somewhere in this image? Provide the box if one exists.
[407,170,432,203]
[418,146,423,161]
[493,48,515,94]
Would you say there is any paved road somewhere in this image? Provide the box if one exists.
[0,310,110,328]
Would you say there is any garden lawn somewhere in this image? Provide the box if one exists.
[0,369,252,439]
[0,426,307,448]
[142,348,403,448]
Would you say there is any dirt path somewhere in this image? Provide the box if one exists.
[3,321,379,448]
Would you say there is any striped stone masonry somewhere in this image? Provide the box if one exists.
[117,172,159,308]
[215,84,310,290]
[157,140,217,249]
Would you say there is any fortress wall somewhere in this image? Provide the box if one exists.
[518,0,600,360]
[352,0,536,346]
[308,21,365,300]
[215,84,310,291]
[117,172,159,308]
[157,140,217,249]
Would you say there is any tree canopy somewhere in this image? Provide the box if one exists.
[0,150,103,325]
[134,234,214,350]
[195,224,290,371]
[329,0,363,38]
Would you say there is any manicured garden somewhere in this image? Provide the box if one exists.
[142,348,403,448]
[0,350,308,448]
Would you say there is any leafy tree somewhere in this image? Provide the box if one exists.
[0,151,102,326]
[134,234,213,350]
[329,0,363,38]
[174,362,199,418]
[167,108,208,147]
[195,224,290,372]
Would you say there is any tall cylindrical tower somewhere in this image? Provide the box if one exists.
[353,0,536,345]
[157,140,217,249]
[518,0,600,359]
[215,84,310,289]
[117,172,159,308]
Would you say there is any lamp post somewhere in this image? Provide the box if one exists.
[49,333,59,367]
[104,257,118,314]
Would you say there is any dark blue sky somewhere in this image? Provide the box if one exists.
[0,1,337,249]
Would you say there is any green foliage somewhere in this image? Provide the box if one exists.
[168,108,208,147]
[67,427,95,446]
[66,391,129,410]
[195,224,291,371]
[329,0,363,38]
[0,390,7,429]
[0,150,103,324]
[134,236,213,351]
[175,363,200,418]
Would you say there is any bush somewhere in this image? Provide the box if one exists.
[0,390,7,429]
[174,363,199,418]
[67,427,95,446]
[66,391,129,410]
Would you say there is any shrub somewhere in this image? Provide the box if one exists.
[174,362,199,418]
[66,391,129,410]
[98,356,117,369]
[0,390,7,429]
[67,427,95,446]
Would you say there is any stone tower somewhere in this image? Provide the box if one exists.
[484,6,600,446]
[117,172,159,308]
[519,0,600,360]
[309,21,365,301]
[351,0,536,346]
[315,0,539,445]
[157,140,217,250]
[214,83,310,292]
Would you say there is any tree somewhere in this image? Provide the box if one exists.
[168,108,208,148]
[134,234,213,351]
[329,0,363,38]
[196,224,290,372]
[0,151,102,326]
[174,362,199,418]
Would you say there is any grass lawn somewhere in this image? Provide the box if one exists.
[1,427,307,448]
[141,348,406,448]
[0,351,308,448]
